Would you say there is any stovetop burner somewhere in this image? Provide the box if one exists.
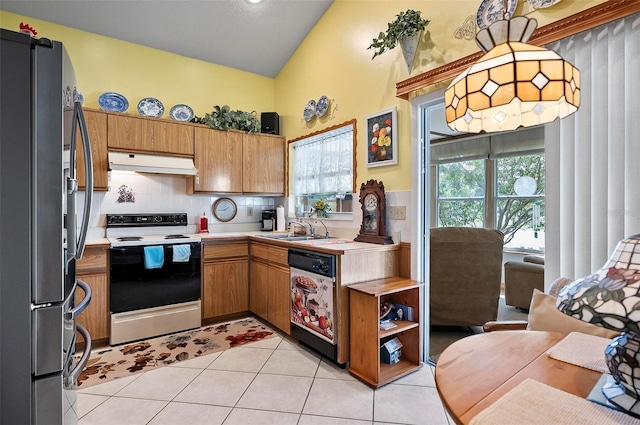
[165,234,189,239]
[116,236,143,242]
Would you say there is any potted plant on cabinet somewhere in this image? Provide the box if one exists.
[367,9,430,72]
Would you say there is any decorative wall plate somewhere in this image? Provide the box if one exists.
[98,92,128,112]
[303,100,316,122]
[315,96,329,118]
[169,104,194,122]
[137,97,164,117]
[527,0,561,9]
[476,0,517,29]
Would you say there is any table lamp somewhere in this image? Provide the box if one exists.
[556,234,640,416]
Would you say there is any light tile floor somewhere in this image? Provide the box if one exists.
[77,333,452,425]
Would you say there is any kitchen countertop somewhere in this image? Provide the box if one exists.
[201,232,399,255]
[85,238,110,248]
[86,233,399,255]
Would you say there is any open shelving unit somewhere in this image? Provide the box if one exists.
[348,277,423,387]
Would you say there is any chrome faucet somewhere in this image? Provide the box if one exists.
[290,221,313,236]
[315,219,329,238]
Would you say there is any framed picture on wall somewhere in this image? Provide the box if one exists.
[366,107,398,167]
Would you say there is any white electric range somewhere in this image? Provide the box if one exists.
[106,213,202,345]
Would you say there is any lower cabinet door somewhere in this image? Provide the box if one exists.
[75,273,108,341]
[249,260,269,319]
[203,259,249,318]
[268,264,291,335]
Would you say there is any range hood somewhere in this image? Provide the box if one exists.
[108,152,198,176]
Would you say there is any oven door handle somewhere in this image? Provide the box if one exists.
[66,279,92,320]
[69,324,92,384]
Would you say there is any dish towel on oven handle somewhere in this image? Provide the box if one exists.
[143,245,164,269]
[172,244,191,263]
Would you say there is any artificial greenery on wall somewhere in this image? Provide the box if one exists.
[192,105,261,133]
[367,9,430,59]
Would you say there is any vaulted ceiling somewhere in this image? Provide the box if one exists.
[1,0,334,78]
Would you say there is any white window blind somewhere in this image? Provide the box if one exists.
[292,124,353,195]
[545,13,640,288]
[430,126,544,164]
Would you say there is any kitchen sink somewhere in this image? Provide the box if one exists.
[256,233,334,241]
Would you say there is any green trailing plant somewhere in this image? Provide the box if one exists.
[368,9,430,60]
[192,105,261,133]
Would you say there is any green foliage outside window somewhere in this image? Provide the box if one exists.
[437,155,545,247]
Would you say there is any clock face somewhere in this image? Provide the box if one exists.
[212,198,237,222]
[364,193,377,212]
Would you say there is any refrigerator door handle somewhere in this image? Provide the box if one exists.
[76,103,93,259]
[66,103,79,262]
[66,279,92,320]
[69,324,92,384]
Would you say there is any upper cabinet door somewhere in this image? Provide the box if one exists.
[242,133,285,194]
[192,127,243,193]
[107,114,154,152]
[77,110,108,191]
[153,121,194,156]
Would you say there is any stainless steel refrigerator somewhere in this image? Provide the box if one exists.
[0,29,94,424]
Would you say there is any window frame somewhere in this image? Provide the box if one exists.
[433,153,546,254]
[287,119,357,217]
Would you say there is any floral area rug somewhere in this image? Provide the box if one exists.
[77,317,276,388]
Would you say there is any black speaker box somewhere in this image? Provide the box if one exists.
[261,112,280,135]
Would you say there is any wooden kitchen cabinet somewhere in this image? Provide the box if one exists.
[107,113,154,152]
[189,127,243,193]
[268,264,291,333]
[249,242,290,334]
[107,113,194,155]
[242,132,285,194]
[202,242,249,319]
[348,277,423,388]
[249,260,269,318]
[77,109,109,191]
[75,247,109,345]
[152,120,194,156]
[189,128,285,195]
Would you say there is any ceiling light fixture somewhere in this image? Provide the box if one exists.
[444,3,580,133]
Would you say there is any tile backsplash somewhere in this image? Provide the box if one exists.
[79,171,279,239]
[78,171,411,243]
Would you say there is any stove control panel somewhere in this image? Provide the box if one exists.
[107,213,188,227]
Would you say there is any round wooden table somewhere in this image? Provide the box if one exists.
[434,330,603,425]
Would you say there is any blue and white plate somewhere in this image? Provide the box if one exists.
[137,97,164,118]
[303,100,316,122]
[98,92,128,112]
[169,104,194,122]
[315,96,329,118]
[476,0,517,29]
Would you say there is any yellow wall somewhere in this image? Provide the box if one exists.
[2,0,606,193]
[0,11,275,117]
[276,0,605,191]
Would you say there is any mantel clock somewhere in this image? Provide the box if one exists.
[354,179,393,245]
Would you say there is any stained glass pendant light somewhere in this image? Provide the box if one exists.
[444,8,580,133]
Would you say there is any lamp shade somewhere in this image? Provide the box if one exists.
[445,16,580,133]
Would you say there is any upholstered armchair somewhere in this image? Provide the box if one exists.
[504,255,544,310]
[430,227,504,327]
